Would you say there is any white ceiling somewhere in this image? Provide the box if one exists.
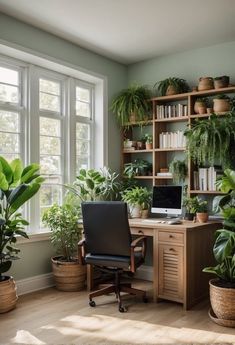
[0,0,235,64]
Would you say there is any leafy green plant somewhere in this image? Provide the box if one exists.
[123,159,152,178]
[142,134,153,144]
[155,77,189,96]
[66,168,120,201]
[183,196,206,214]
[213,94,230,100]
[184,113,235,167]
[42,202,81,262]
[169,159,187,184]
[195,97,209,106]
[0,157,44,280]
[121,186,150,209]
[110,84,152,126]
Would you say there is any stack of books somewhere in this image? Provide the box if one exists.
[193,167,223,191]
[159,131,186,149]
[156,104,188,119]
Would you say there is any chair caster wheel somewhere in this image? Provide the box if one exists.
[143,296,148,303]
[89,300,96,307]
[119,306,127,313]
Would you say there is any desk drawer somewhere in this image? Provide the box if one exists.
[131,227,153,237]
[159,231,184,244]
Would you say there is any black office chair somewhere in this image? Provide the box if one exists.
[78,201,147,312]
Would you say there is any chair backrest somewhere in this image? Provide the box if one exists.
[81,201,132,257]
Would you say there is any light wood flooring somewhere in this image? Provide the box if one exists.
[0,280,235,345]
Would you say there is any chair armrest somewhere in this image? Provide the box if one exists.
[77,238,86,265]
[130,235,147,273]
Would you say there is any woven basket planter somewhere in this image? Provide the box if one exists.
[51,256,86,292]
[0,276,18,313]
[210,279,235,320]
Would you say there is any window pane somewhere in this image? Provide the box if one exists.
[2,153,20,162]
[40,79,60,95]
[40,93,60,112]
[76,140,89,155]
[76,101,90,117]
[40,155,61,174]
[40,184,61,207]
[0,111,19,132]
[40,117,60,137]
[0,132,19,153]
[76,157,89,172]
[0,84,19,103]
[0,67,19,85]
[76,123,89,140]
[76,86,90,102]
[40,136,61,155]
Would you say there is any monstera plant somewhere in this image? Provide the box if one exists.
[0,157,44,313]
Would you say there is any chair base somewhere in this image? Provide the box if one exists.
[88,282,147,312]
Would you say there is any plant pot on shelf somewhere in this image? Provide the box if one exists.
[213,99,230,112]
[196,212,209,223]
[214,76,230,89]
[137,141,145,150]
[0,276,18,313]
[51,256,86,292]
[209,279,235,320]
[166,85,178,96]
[194,101,206,114]
[145,143,153,150]
[198,77,214,91]
[198,105,207,115]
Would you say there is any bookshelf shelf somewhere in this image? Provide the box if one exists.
[120,86,235,198]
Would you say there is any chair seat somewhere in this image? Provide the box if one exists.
[85,252,144,269]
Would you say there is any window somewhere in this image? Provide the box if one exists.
[0,56,96,233]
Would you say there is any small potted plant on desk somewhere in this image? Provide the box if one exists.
[182,196,198,221]
[122,186,150,218]
[195,199,208,223]
[42,199,86,292]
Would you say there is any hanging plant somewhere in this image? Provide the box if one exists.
[169,158,187,183]
[184,113,235,167]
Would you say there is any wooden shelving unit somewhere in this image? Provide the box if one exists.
[121,86,235,196]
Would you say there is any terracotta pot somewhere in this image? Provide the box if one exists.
[0,276,18,313]
[213,99,230,112]
[214,76,230,89]
[198,106,206,115]
[51,256,86,292]
[145,143,153,150]
[196,212,208,223]
[194,101,206,114]
[198,77,214,91]
[209,279,235,320]
[166,85,178,96]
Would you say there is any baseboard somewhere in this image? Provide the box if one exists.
[16,272,54,296]
[135,265,153,281]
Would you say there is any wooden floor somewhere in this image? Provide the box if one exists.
[0,281,235,345]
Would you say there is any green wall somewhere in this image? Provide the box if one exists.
[0,13,127,281]
[128,40,235,88]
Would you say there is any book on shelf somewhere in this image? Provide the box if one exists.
[193,166,223,191]
[156,104,187,119]
[123,147,136,152]
[159,130,186,149]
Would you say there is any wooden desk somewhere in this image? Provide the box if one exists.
[129,218,221,310]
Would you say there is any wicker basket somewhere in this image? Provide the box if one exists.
[210,279,235,320]
[51,256,86,292]
[0,276,18,313]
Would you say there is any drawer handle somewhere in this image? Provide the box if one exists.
[169,248,175,252]
[169,235,174,238]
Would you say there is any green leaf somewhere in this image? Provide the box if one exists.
[0,171,9,191]
[214,229,235,263]
[21,164,40,183]
[10,159,23,186]
[0,260,12,274]
[85,178,94,190]
[9,183,41,215]
[7,184,28,205]
[0,156,13,183]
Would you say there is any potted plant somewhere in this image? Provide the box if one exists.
[139,188,152,219]
[169,159,187,184]
[213,94,231,112]
[195,199,208,223]
[42,201,86,292]
[143,134,153,150]
[0,157,43,313]
[121,186,150,218]
[123,159,152,178]
[203,169,235,321]
[155,77,189,96]
[184,113,235,167]
[110,84,152,126]
[182,196,198,220]
[194,97,208,114]
[214,76,230,89]
[198,77,214,91]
